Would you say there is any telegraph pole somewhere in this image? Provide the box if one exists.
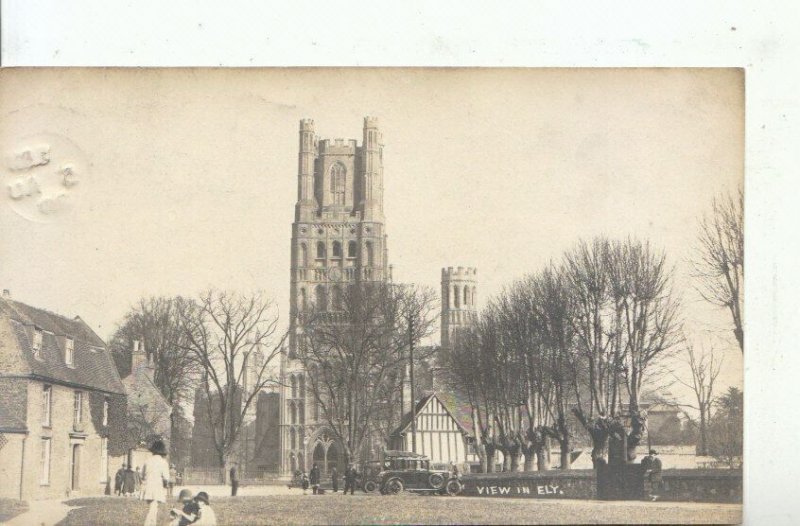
[409,316,416,453]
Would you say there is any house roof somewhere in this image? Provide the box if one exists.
[390,391,473,438]
[0,297,125,395]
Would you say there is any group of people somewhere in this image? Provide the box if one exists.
[112,440,216,526]
[292,464,361,495]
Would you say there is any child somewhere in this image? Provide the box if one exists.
[193,492,217,526]
[301,472,309,494]
[169,489,198,526]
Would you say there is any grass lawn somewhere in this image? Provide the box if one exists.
[0,498,29,523]
[58,494,742,525]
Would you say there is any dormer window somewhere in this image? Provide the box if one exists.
[32,327,43,358]
[65,337,75,366]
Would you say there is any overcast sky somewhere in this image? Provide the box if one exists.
[0,68,743,401]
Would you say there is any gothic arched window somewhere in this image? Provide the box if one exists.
[315,285,328,311]
[330,163,346,205]
[332,285,342,310]
[365,242,374,267]
[454,285,461,308]
[299,288,307,312]
[464,286,469,306]
[316,241,326,260]
[299,243,308,267]
[332,241,342,258]
[348,241,357,258]
[291,375,297,398]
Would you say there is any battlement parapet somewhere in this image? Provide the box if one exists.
[319,138,358,153]
[442,266,478,280]
[363,116,379,128]
[300,118,315,130]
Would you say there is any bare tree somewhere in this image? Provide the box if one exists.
[693,187,744,352]
[673,343,723,455]
[109,296,202,462]
[296,282,435,466]
[178,290,287,482]
[606,238,683,460]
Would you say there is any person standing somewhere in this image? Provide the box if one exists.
[343,465,358,495]
[301,472,309,494]
[310,463,320,495]
[114,463,126,496]
[168,464,177,498]
[141,439,171,526]
[331,466,339,493]
[135,466,143,499]
[229,463,239,497]
[641,449,663,501]
[122,464,136,496]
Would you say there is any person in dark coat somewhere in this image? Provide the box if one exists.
[122,464,136,496]
[229,463,239,497]
[641,449,663,501]
[343,464,359,495]
[309,463,321,495]
[301,471,309,494]
[114,463,126,495]
[331,466,339,493]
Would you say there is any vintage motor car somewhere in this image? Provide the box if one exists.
[376,450,462,496]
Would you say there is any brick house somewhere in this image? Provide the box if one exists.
[0,293,126,501]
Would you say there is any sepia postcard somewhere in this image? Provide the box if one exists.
[0,68,743,525]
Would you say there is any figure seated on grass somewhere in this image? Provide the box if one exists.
[169,489,198,526]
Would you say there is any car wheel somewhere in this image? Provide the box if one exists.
[445,479,462,496]
[385,478,404,495]
[428,473,446,490]
[363,480,378,493]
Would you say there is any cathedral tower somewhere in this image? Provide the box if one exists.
[441,266,478,351]
[280,117,389,476]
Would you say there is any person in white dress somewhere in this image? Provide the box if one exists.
[193,492,217,526]
[141,439,170,526]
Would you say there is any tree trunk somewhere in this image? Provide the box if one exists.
[220,452,230,484]
[559,439,571,470]
[699,411,708,456]
[522,447,536,471]
[485,446,496,473]
[536,447,548,471]
[502,449,512,472]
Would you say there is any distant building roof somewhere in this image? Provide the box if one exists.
[390,391,472,438]
[0,297,125,395]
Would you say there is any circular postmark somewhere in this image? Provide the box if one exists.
[3,133,88,223]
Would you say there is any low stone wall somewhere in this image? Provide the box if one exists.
[461,469,742,503]
[660,469,742,503]
[461,470,596,500]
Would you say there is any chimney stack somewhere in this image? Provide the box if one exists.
[131,339,147,373]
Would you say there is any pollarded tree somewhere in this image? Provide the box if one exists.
[606,238,683,460]
[693,187,744,352]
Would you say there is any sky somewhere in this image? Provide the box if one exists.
[0,68,743,405]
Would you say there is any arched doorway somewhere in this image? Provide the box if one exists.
[312,442,326,474]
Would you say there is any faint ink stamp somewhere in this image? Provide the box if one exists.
[3,133,88,222]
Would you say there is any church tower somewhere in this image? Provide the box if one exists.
[280,117,389,476]
[440,267,478,352]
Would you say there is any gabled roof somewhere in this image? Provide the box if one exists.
[390,391,472,437]
[0,297,125,395]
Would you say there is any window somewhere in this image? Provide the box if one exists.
[65,337,75,366]
[454,285,461,308]
[299,288,307,312]
[32,328,43,358]
[100,437,109,482]
[332,241,342,258]
[40,438,51,485]
[73,391,83,426]
[330,163,346,205]
[348,241,357,258]
[42,385,52,427]
[316,241,326,259]
[332,286,342,310]
[291,375,297,399]
[315,285,327,311]
[299,243,308,267]
[102,398,109,426]
[365,242,374,266]
[464,286,469,306]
